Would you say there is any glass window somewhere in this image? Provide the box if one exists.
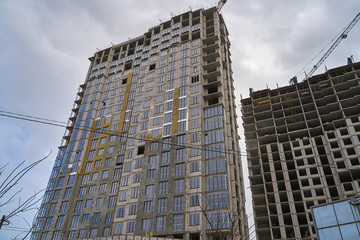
[334,201,355,224]
[174,196,184,211]
[173,214,184,231]
[189,212,200,226]
[158,198,167,213]
[313,205,338,228]
[156,216,166,232]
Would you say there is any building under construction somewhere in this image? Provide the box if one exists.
[241,62,360,239]
[31,6,248,240]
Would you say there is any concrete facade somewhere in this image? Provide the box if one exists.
[241,62,360,239]
[31,7,247,240]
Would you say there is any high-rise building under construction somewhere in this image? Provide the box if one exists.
[241,62,360,239]
[31,6,247,240]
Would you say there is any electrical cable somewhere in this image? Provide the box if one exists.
[0,111,249,157]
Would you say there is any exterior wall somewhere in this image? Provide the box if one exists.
[241,62,360,239]
[31,6,247,240]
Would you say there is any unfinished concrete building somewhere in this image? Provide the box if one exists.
[241,62,360,239]
[31,6,248,240]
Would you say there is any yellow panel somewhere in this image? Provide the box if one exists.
[118,73,133,129]
[171,88,180,134]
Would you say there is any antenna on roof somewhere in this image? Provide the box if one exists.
[189,6,192,11]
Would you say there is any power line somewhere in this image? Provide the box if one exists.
[0,110,68,125]
[0,111,249,157]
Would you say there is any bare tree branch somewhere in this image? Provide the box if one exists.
[0,152,51,234]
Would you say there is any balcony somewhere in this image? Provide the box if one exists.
[203,41,220,52]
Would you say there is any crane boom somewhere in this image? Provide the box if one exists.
[217,0,227,12]
[304,12,360,80]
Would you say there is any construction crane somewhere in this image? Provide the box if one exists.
[217,0,227,12]
[290,12,360,85]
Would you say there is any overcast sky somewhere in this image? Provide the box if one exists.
[0,0,359,239]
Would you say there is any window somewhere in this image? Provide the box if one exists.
[126,221,135,233]
[190,194,200,207]
[150,141,159,150]
[81,174,90,184]
[113,168,121,179]
[175,163,185,176]
[158,198,167,213]
[205,144,225,159]
[161,151,170,164]
[60,201,68,213]
[121,176,129,186]
[149,155,158,168]
[160,166,169,179]
[90,139,98,148]
[85,199,93,208]
[159,181,168,195]
[174,179,185,193]
[99,183,107,192]
[174,196,184,211]
[89,228,98,238]
[190,161,200,172]
[147,169,156,179]
[135,159,143,168]
[102,170,109,178]
[114,223,123,235]
[75,200,83,212]
[190,177,200,189]
[190,147,200,156]
[206,175,228,192]
[189,213,200,226]
[123,162,132,172]
[156,216,166,232]
[90,171,99,180]
[146,185,155,196]
[100,137,107,145]
[176,148,186,161]
[206,212,230,229]
[131,187,139,198]
[173,214,184,231]
[71,215,80,228]
[57,177,65,187]
[49,203,57,215]
[133,173,141,183]
[64,188,72,199]
[191,107,199,116]
[178,121,187,133]
[204,116,224,131]
[191,96,199,105]
[206,159,227,175]
[56,215,65,228]
[206,192,229,209]
[129,203,137,215]
[88,185,96,194]
[144,200,153,212]
[95,197,103,207]
[44,217,53,229]
[88,150,95,160]
[110,182,119,194]
[142,218,151,231]
[163,138,171,149]
[78,187,86,198]
[205,130,225,144]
